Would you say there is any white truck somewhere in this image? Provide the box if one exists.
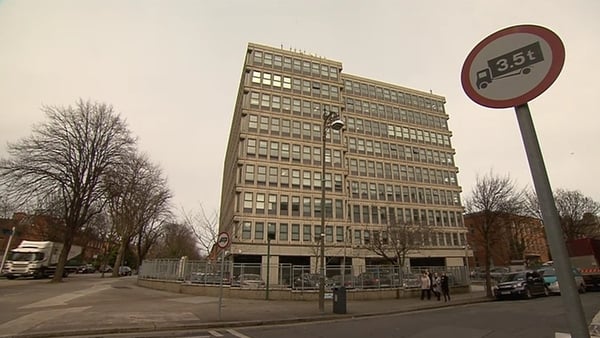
[2,240,82,279]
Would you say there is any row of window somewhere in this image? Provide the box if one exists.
[347,137,455,166]
[245,111,452,151]
[347,160,458,186]
[239,221,466,247]
[245,138,343,167]
[246,113,343,143]
[343,79,445,114]
[247,91,449,140]
[251,49,340,80]
[248,48,444,114]
[348,181,460,205]
[250,70,341,101]
[240,190,461,226]
[345,103,448,131]
[242,165,343,192]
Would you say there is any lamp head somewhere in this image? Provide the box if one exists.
[330,119,344,131]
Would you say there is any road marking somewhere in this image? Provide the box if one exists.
[208,330,223,337]
[227,329,252,338]
[20,284,111,309]
[0,306,90,337]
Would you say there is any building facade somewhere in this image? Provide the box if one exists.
[464,212,550,268]
[219,43,468,281]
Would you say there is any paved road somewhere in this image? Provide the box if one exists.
[0,274,598,338]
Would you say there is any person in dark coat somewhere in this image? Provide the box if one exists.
[440,272,451,302]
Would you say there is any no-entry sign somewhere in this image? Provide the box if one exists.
[461,24,565,108]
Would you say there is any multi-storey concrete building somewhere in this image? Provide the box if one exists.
[219,43,468,282]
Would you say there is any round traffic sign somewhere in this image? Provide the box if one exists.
[216,232,230,249]
[461,24,565,108]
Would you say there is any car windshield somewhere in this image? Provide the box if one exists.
[500,272,526,282]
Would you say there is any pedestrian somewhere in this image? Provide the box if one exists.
[432,272,441,301]
[441,272,451,302]
[420,271,431,300]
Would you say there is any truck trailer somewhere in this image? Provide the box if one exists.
[2,240,82,279]
[566,238,600,290]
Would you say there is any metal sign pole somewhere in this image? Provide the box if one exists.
[218,249,226,321]
[515,103,589,338]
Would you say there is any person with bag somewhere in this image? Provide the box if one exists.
[420,271,431,300]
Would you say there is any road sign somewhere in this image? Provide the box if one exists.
[216,232,230,249]
[461,24,565,108]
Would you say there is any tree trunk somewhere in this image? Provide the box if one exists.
[52,226,75,283]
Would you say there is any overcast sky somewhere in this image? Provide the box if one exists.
[1,0,598,217]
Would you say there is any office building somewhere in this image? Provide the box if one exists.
[219,43,468,281]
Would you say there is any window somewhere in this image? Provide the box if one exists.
[303,224,312,242]
[336,226,344,242]
[268,167,278,186]
[303,197,312,217]
[243,192,253,213]
[268,194,277,215]
[325,225,333,243]
[242,221,252,239]
[291,169,300,188]
[291,224,300,241]
[258,140,268,157]
[291,195,300,216]
[280,195,289,215]
[244,165,255,183]
[280,168,289,187]
[256,193,265,214]
[269,142,279,159]
[280,223,288,241]
[303,170,311,189]
[257,166,266,185]
[255,222,264,240]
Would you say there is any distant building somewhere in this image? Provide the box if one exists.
[219,43,467,282]
[0,213,102,263]
[464,212,550,268]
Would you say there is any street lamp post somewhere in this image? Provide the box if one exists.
[464,244,470,283]
[319,109,344,314]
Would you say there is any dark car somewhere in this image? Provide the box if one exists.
[356,272,381,288]
[330,274,356,289]
[76,264,96,274]
[293,273,333,289]
[493,270,549,300]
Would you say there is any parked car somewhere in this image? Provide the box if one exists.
[191,272,230,285]
[539,267,586,294]
[233,274,265,288]
[489,267,510,281]
[76,264,96,274]
[356,272,381,288]
[330,274,356,289]
[118,266,132,276]
[293,273,333,289]
[401,273,421,289]
[493,270,549,300]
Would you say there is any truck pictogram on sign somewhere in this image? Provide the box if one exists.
[476,41,544,90]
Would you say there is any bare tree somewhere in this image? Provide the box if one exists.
[554,189,600,240]
[0,100,136,282]
[364,222,431,268]
[150,222,201,259]
[523,188,600,240]
[104,153,171,276]
[464,171,524,297]
[182,205,218,257]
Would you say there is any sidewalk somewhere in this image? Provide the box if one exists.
[3,288,491,338]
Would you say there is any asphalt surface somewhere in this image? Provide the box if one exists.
[1,277,598,338]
